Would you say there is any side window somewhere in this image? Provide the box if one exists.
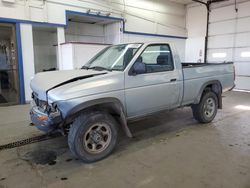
[137,44,174,73]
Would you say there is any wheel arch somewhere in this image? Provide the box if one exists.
[195,80,222,109]
[65,97,132,138]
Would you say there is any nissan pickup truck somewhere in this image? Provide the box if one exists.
[30,42,235,162]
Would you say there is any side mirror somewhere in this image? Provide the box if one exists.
[132,61,146,75]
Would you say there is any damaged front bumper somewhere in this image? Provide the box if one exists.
[30,101,62,133]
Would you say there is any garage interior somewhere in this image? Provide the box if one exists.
[0,0,250,188]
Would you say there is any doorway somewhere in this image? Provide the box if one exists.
[0,23,19,105]
[33,26,57,73]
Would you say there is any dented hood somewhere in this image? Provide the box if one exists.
[30,69,107,100]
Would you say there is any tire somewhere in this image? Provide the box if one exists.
[68,111,118,163]
[192,91,218,123]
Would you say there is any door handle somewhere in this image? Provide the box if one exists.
[170,78,177,82]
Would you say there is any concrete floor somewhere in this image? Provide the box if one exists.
[0,91,250,188]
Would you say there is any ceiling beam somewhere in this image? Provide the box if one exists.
[192,0,207,5]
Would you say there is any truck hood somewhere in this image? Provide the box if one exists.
[30,70,107,100]
[47,71,124,102]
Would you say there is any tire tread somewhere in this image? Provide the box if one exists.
[68,111,118,162]
[192,91,218,123]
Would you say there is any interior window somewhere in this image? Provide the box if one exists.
[137,44,174,73]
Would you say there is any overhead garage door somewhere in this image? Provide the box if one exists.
[207,1,250,90]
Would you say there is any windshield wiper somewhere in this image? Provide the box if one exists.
[88,66,112,71]
[81,65,89,70]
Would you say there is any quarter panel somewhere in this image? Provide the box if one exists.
[182,64,234,105]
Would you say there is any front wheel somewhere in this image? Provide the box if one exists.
[68,111,118,163]
[192,91,218,123]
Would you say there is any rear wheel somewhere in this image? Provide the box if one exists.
[192,91,218,123]
[68,111,118,163]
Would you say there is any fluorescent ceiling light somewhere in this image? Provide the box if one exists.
[212,53,227,58]
[241,51,250,57]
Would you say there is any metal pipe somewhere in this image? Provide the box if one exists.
[204,3,210,63]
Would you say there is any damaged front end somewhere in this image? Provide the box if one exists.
[29,69,111,134]
[30,92,62,133]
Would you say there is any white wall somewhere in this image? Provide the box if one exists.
[104,22,121,44]
[65,22,105,43]
[0,0,188,61]
[65,21,121,43]
[20,23,35,101]
[57,27,66,70]
[185,4,207,62]
[33,29,57,73]
[0,0,187,38]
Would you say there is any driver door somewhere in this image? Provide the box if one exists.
[125,44,181,118]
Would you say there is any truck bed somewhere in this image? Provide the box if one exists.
[180,62,234,106]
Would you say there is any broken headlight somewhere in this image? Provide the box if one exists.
[49,103,58,113]
[38,100,48,112]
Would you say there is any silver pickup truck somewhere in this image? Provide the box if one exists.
[30,42,235,162]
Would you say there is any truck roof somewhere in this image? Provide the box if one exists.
[114,41,174,46]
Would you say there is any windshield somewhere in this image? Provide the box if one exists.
[83,43,142,71]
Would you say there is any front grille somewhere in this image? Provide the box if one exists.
[31,92,58,114]
[32,92,47,110]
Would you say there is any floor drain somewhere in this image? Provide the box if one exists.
[0,133,61,151]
